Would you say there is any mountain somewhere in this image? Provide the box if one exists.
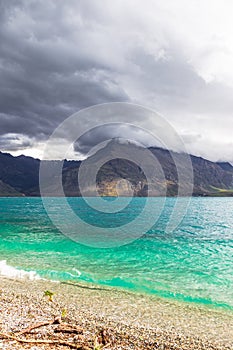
[0,142,233,197]
[66,140,233,196]
[216,162,233,172]
[0,152,80,196]
[0,180,23,196]
[0,152,40,195]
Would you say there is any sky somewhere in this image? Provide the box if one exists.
[0,0,233,162]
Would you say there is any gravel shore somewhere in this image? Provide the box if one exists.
[0,277,232,349]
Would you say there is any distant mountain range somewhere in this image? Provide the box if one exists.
[0,140,233,196]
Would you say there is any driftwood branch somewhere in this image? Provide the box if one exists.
[54,324,83,334]
[0,316,110,349]
[0,332,86,349]
[16,319,58,336]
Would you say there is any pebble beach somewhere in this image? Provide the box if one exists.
[0,277,232,349]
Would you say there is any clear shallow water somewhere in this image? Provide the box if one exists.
[0,197,233,310]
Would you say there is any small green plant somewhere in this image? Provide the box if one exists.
[94,344,102,350]
[44,290,54,302]
[93,336,101,350]
[61,308,67,319]
[93,335,106,350]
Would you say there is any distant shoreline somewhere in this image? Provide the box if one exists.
[1,193,233,197]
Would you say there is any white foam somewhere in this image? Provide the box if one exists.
[0,260,43,281]
[71,267,82,277]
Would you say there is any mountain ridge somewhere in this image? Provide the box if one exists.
[0,143,233,196]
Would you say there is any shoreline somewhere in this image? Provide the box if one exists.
[0,277,232,349]
[1,258,232,312]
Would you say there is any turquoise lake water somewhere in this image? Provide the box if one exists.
[0,197,233,310]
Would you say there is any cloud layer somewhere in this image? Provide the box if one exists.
[0,0,232,162]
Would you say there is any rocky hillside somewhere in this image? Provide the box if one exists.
[0,141,233,196]
[0,180,23,196]
[63,141,233,196]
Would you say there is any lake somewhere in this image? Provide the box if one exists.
[0,197,232,310]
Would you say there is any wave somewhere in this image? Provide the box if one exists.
[0,260,44,281]
[44,268,82,281]
[0,260,82,283]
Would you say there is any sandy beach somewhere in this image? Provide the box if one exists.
[0,277,232,349]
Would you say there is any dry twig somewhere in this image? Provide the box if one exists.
[0,332,87,349]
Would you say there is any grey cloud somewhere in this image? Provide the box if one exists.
[125,47,233,119]
[180,133,202,145]
[0,0,232,162]
[0,0,129,141]
[0,133,33,151]
[130,49,205,98]
[74,123,163,155]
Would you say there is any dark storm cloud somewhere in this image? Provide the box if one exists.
[0,0,232,162]
[0,0,129,141]
[74,123,162,155]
